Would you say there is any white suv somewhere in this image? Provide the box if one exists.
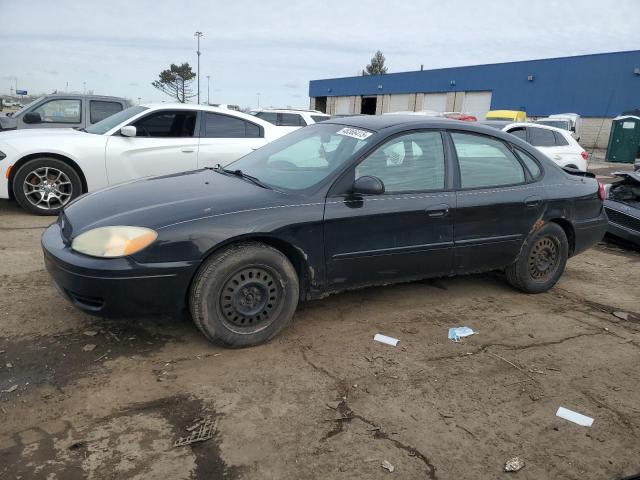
[249,109,330,133]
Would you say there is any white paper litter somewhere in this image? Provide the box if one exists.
[374,334,399,346]
[556,407,593,427]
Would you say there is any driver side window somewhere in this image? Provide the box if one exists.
[132,110,197,137]
[355,131,445,193]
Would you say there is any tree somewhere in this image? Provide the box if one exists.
[365,51,388,75]
[152,63,196,103]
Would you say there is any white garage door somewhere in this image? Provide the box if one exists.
[422,93,447,113]
[335,97,352,115]
[462,91,492,119]
[388,94,411,112]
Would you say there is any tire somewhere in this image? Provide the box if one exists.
[505,223,568,294]
[13,158,83,215]
[189,242,300,347]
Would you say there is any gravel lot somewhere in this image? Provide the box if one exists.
[0,194,639,480]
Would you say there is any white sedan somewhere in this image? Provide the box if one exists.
[0,104,287,214]
[482,121,588,171]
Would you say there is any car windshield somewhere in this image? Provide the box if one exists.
[536,120,570,130]
[13,97,44,116]
[85,105,148,135]
[225,123,375,191]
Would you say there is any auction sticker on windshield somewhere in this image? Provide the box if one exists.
[337,127,373,140]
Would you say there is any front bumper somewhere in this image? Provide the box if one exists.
[42,222,198,318]
[572,210,608,255]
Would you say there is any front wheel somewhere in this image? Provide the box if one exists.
[13,158,82,215]
[189,243,300,347]
[505,223,569,293]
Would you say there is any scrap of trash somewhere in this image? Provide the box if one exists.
[174,417,217,447]
[448,326,476,342]
[504,456,525,472]
[374,334,399,346]
[556,407,594,427]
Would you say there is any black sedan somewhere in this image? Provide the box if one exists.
[42,116,608,347]
[604,171,640,246]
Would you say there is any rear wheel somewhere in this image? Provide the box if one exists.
[13,158,82,215]
[505,223,568,293]
[189,242,299,347]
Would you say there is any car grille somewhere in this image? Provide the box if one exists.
[605,207,640,233]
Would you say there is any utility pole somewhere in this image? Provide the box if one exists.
[257,92,260,108]
[206,75,210,105]
[194,31,203,104]
[83,82,86,94]
[137,97,142,105]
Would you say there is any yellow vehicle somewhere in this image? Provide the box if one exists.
[485,110,527,122]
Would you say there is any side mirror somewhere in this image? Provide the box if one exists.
[23,112,42,124]
[120,126,137,137]
[352,175,385,195]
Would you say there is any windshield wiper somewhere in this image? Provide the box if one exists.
[210,165,272,190]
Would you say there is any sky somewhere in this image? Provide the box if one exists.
[1,0,639,109]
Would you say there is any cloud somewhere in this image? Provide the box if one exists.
[0,0,638,107]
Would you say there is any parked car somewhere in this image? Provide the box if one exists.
[604,171,640,246]
[0,104,285,214]
[250,108,331,134]
[482,121,588,171]
[41,116,607,347]
[0,94,130,132]
[536,113,582,141]
[485,110,527,122]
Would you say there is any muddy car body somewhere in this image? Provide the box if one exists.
[42,116,608,346]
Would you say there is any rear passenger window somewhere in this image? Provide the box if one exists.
[90,101,123,123]
[529,127,556,147]
[203,112,262,138]
[452,133,525,188]
[508,128,527,141]
[311,115,329,123]
[255,112,277,125]
[278,113,304,126]
[514,148,542,179]
[553,131,569,146]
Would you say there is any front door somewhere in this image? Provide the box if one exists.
[197,111,267,168]
[450,131,545,272]
[105,109,199,185]
[324,130,454,289]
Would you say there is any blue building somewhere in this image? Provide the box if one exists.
[308,50,640,147]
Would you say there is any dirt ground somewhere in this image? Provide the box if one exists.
[0,197,639,480]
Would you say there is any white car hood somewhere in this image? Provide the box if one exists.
[0,128,82,140]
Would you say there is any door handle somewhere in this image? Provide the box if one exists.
[524,196,542,208]
[181,148,195,153]
[425,204,450,217]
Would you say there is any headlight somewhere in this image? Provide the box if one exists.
[71,226,157,258]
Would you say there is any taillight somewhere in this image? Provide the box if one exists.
[581,150,588,160]
[598,181,606,201]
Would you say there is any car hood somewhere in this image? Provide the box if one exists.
[612,171,640,184]
[63,169,295,236]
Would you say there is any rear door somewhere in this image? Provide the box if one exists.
[197,112,267,168]
[451,131,545,272]
[104,109,199,185]
[324,130,454,288]
[526,126,563,163]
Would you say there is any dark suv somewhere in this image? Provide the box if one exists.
[0,94,130,131]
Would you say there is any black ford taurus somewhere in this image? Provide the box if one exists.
[42,116,608,347]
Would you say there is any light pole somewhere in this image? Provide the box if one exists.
[137,97,142,105]
[194,31,203,104]
[83,82,86,94]
[257,92,260,108]
[206,75,210,105]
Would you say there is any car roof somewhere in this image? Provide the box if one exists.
[139,103,274,127]
[41,93,126,101]
[252,108,328,115]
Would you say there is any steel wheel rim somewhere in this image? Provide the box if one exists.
[23,166,73,210]
[219,266,282,333]
[528,236,560,281]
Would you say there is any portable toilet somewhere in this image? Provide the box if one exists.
[606,115,640,163]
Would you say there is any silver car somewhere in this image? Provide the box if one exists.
[0,94,130,131]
